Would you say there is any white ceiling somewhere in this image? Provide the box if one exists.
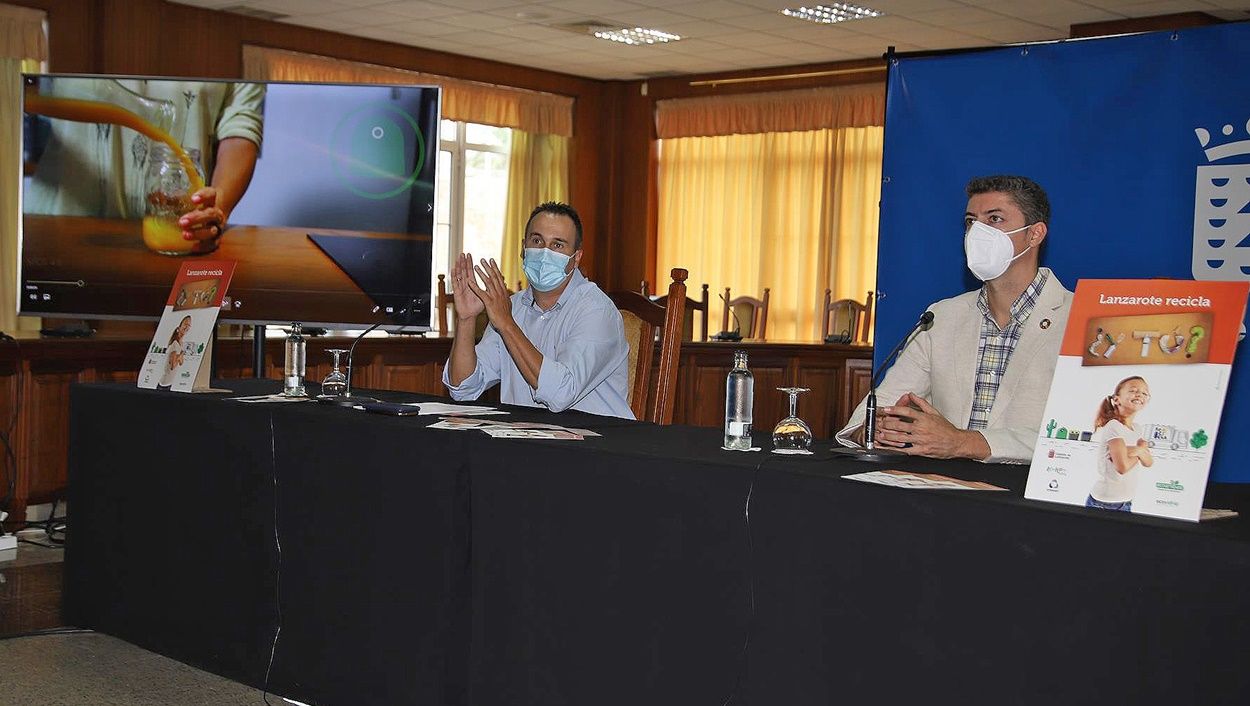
[178,0,1249,80]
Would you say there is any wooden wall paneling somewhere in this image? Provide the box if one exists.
[607,80,657,293]
[351,356,379,392]
[0,353,17,530]
[751,363,790,436]
[86,340,149,384]
[685,362,729,429]
[640,59,886,102]
[206,336,253,380]
[91,368,139,383]
[1069,11,1222,39]
[796,365,841,441]
[672,343,873,437]
[841,357,873,432]
[19,362,88,513]
[382,363,446,396]
[97,0,161,75]
[595,81,630,289]
[570,82,602,283]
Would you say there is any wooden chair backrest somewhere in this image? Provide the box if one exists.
[436,274,452,336]
[609,268,688,424]
[653,282,709,342]
[821,289,875,343]
[721,287,771,341]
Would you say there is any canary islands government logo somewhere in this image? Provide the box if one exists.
[1193,118,1250,280]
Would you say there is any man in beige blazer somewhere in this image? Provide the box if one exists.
[836,175,1073,463]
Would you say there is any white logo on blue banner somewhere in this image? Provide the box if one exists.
[1193,119,1250,280]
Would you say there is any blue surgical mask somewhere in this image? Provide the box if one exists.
[523,247,573,292]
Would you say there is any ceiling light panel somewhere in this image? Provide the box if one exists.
[592,26,682,45]
[781,3,885,24]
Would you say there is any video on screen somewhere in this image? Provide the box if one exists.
[19,74,440,329]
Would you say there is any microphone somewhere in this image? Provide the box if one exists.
[320,298,420,406]
[712,292,743,342]
[848,310,934,461]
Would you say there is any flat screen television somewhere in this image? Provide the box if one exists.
[19,74,440,330]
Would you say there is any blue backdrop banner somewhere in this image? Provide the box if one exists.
[878,21,1250,481]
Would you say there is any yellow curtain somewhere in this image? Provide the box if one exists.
[656,126,882,342]
[656,83,884,138]
[1,3,47,335]
[500,129,568,287]
[242,46,573,136]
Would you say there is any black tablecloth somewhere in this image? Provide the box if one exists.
[65,381,1250,706]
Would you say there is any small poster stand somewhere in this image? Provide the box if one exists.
[138,260,237,393]
[1024,279,1249,521]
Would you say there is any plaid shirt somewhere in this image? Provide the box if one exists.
[967,269,1050,430]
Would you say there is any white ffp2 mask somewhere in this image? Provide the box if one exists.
[964,221,1032,281]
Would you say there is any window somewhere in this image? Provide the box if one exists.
[433,119,512,295]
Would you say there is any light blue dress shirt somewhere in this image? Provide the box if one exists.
[442,269,634,419]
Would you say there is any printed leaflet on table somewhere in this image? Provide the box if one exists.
[138,260,236,392]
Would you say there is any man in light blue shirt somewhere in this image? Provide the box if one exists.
[442,202,633,419]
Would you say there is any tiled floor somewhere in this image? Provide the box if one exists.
[1,530,277,704]
[0,531,66,637]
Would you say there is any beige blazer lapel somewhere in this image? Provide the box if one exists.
[950,294,982,428]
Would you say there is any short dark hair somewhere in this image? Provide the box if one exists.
[525,201,583,250]
[965,175,1051,226]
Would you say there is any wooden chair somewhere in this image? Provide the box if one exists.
[644,280,709,342]
[436,274,452,335]
[821,289,875,343]
[609,268,688,424]
[721,287,770,341]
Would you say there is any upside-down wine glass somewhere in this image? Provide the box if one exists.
[772,387,812,452]
[319,349,349,398]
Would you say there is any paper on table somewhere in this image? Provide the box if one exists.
[1200,508,1240,521]
[843,469,1007,491]
[428,417,495,430]
[413,402,507,416]
[482,428,585,440]
[427,416,601,438]
[229,394,312,403]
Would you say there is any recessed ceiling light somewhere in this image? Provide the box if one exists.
[781,3,884,24]
[592,27,682,45]
[221,4,288,21]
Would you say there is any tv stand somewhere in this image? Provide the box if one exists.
[39,320,95,337]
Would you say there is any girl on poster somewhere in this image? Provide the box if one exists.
[1086,376,1154,512]
[157,315,192,390]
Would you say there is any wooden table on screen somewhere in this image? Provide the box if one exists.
[21,215,429,325]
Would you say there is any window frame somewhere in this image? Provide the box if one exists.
[436,120,511,277]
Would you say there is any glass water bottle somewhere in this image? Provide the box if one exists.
[283,323,307,397]
[724,350,754,450]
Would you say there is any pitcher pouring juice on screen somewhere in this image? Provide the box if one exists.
[22,75,265,255]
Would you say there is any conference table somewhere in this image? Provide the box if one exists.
[64,381,1250,706]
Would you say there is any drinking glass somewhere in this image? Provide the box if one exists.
[320,349,349,398]
[772,387,812,452]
